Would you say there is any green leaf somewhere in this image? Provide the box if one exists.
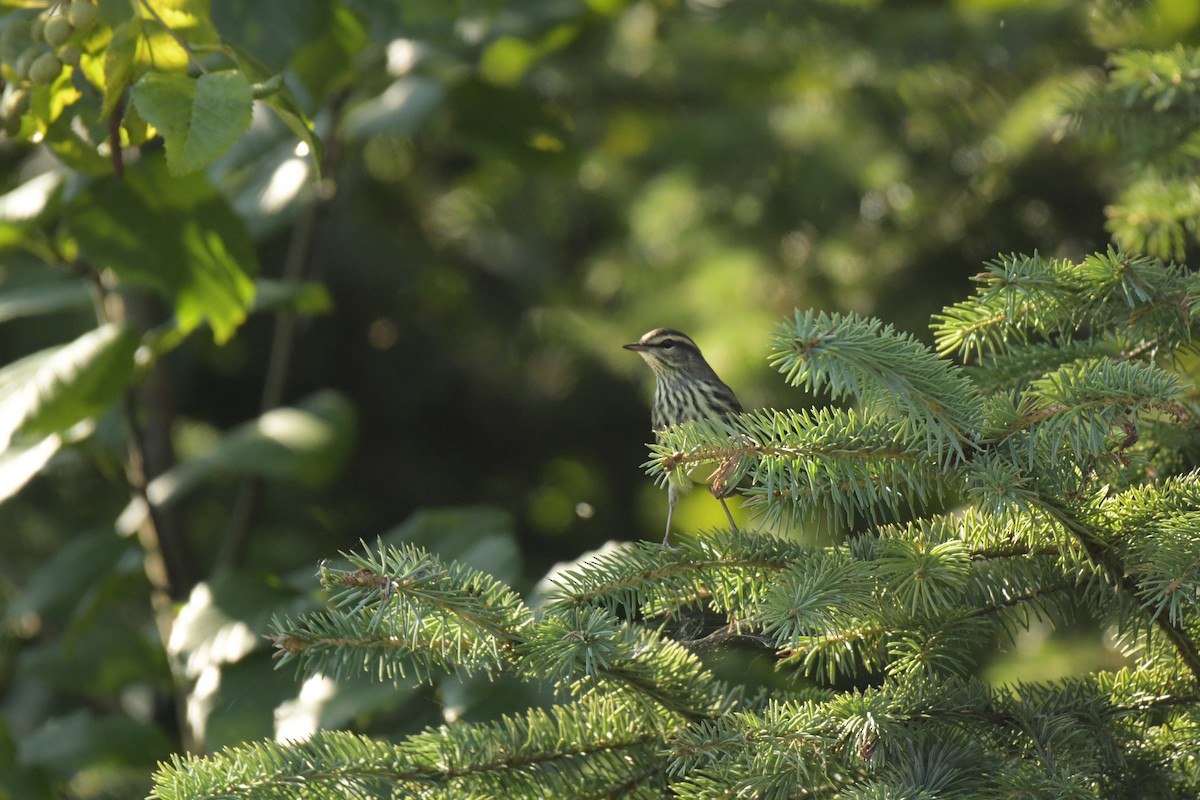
[0,433,60,504]
[251,278,333,315]
[480,36,539,87]
[131,70,254,175]
[343,76,445,142]
[170,569,305,677]
[45,102,113,175]
[168,569,313,748]
[0,280,90,323]
[289,4,368,104]
[102,18,139,118]
[18,709,172,779]
[62,154,258,342]
[142,0,218,44]
[0,323,139,449]
[5,530,132,626]
[211,0,331,73]
[223,42,324,176]
[142,390,356,509]
[0,170,64,226]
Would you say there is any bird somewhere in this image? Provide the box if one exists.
[624,328,743,546]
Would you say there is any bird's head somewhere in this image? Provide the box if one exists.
[623,328,707,377]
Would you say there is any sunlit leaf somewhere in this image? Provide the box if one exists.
[62,154,257,342]
[143,389,356,509]
[0,433,60,504]
[131,70,254,175]
[0,323,138,449]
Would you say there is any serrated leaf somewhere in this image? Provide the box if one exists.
[131,70,254,175]
[103,17,192,119]
[62,154,257,342]
[0,323,139,449]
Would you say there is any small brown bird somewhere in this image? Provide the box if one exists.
[624,328,742,546]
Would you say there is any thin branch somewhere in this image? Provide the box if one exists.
[82,266,194,600]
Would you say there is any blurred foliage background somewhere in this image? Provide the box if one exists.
[2,0,1199,796]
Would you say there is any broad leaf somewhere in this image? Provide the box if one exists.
[222,42,323,175]
[343,76,444,142]
[62,154,257,342]
[251,279,333,315]
[102,18,190,119]
[5,531,133,626]
[0,323,138,449]
[18,709,172,779]
[170,569,305,677]
[0,281,90,323]
[211,0,330,72]
[131,70,254,175]
[0,434,60,504]
[134,390,356,514]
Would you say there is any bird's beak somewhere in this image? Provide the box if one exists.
[623,342,648,352]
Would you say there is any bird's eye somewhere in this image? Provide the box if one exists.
[661,341,674,349]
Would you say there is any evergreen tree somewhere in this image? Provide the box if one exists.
[151,42,1200,797]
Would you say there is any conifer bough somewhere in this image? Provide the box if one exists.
[151,246,1200,800]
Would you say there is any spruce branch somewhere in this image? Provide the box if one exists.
[1067,45,1200,175]
[1036,496,1200,684]
[770,309,982,463]
[991,357,1185,465]
[649,409,951,529]
[151,697,669,800]
[543,532,810,621]
[934,248,1197,362]
[524,608,734,723]
[270,541,532,683]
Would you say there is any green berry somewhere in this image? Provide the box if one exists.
[14,46,40,79]
[43,16,73,47]
[67,0,98,30]
[29,51,62,85]
[58,43,81,67]
[30,16,45,43]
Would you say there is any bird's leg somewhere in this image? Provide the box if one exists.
[718,495,739,533]
[662,482,680,549]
